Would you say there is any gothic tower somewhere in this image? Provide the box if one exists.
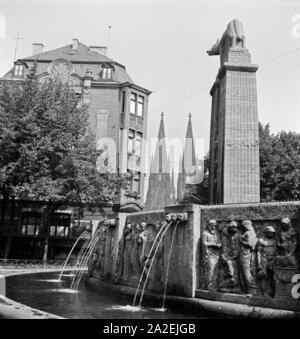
[145,113,171,210]
[207,19,260,204]
[177,114,197,203]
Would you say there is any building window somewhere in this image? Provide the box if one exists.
[135,132,142,157]
[130,93,137,114]
[127,170,141,194]
[128,129,135,154]
[137,96,144,116]
[121,91,126,113]
[14,64,24,77]
[75,90,83,108]
[130,93,144,117]
[102,67,112,79]
[50,213,71,237]
[21,212,42,236]
[127,130,143,169]
[132,172,141,193]
[75,90,82,100]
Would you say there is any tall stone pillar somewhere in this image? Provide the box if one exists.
[208,19,260,204]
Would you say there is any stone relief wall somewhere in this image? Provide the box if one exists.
[87,202,300,311]
[88,207,199,297]
[199,202,300,310]
[88,220,116,281]
[88,211,169,292]
[115,211,167,292]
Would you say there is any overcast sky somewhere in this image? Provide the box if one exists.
[1,0,300,166]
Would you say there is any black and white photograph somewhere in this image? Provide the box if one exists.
[0,0,299,326]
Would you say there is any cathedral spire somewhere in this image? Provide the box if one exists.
[145,112,171,210]
[183,113,196,176]
[184,113,196,167]
[177,114,197,202]
[158,112,166,140]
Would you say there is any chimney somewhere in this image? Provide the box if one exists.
[72,38,79,50]
[32,43,44,55]
[89,46,107,55]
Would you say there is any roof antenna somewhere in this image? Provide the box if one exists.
[107,25,111,55]
[13,32,25,62]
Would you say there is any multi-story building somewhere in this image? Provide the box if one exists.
[2,38,151,210]
[0,39,151,260]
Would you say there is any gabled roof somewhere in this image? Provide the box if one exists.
[22,41,116,65]
[14,59,29,67]
[1,40,151,92]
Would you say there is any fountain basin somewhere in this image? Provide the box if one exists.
[88,203,300,317]
[3,271,201,319]
[1,270,299,319]
[87,278,300,319]
[0,295,63,319]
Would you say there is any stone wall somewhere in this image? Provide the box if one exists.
[209,26,260,205]
[198,201,300,312]
[87,213,127,281]
[88,207,200,297]
[88,201,300,312]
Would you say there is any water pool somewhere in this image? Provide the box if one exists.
[6,272,206,319]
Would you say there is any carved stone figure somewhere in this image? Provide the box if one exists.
[115,236,124,281]
[202,220,222,291]
[137,222,147,275]
[122,223,133,280]
[238,220,257,294]
[130,224,141,279]
[138,223,155,288]
[207,19,246,57]
[151,221,165,289]
[89,236,106,278]
[257,226,277,297]
[276,217,297,268]
[220,221,240,291]
[100,236,107,274]
[89,249,99,277]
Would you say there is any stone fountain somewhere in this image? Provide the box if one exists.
[87,20,300,317]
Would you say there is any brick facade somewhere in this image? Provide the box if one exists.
[209,47,260,204]
[1,40,151,210]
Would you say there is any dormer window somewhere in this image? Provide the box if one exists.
[14,64,24,77]
[75,89,82,100]
[101,64,114,79]
[102,67,112,79]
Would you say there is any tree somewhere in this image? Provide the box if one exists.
[180,154,210,205]
[259,123,300,201]
[0,66,129,259]
[182,123,300,205]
